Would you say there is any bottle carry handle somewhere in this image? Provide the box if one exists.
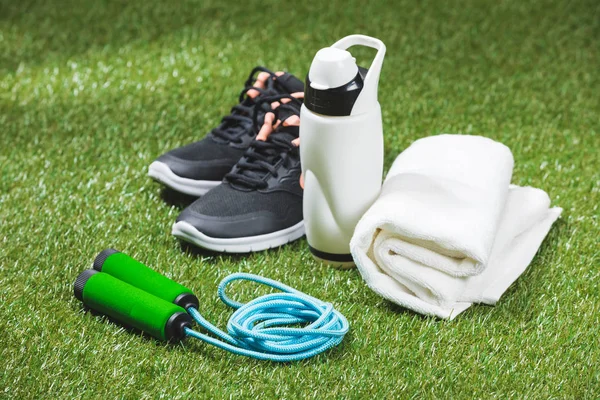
[331,35,386,115]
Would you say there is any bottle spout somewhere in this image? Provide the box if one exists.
[308,47,358,91]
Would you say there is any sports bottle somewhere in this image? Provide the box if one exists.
[300,34,386,266]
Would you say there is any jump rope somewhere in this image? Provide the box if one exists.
[73,74,346,361]
[73,249,349,362]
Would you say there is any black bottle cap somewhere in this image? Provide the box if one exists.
[304,67,367,116]
[93,248,119,271]
[165,312,193,342]
[73,269,99,301]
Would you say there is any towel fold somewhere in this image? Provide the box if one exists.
[350,134,562,319]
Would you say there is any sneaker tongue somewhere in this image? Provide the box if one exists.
[215,71,302,137]
[275,73,304,94]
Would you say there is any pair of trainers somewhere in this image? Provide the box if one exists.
[149,67,305,252]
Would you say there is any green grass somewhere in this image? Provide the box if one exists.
[1,0,599,398]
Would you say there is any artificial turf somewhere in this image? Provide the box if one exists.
[1,0,599,398]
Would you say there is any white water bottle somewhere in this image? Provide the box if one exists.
[300,34,386,267]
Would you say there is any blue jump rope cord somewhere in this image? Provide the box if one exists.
[184,273,350,362]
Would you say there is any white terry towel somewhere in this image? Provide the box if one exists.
[350,134,562,319]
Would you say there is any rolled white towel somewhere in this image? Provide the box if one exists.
[350,134,562,319]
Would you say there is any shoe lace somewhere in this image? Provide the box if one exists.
[225,95,302,189]
[211,67,283,143]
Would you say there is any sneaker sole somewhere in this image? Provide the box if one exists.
[172,220,305,253]
[148,161,221,196]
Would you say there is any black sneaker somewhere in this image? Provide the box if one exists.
[148,66,304,196]
[172,95,304,252]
